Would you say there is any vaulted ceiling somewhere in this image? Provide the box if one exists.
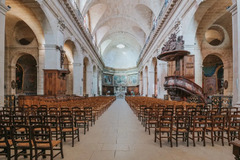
[81,0,164,69]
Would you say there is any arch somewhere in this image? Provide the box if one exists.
[138,0,162,17]
[96,25,110,46]
[99,30,143,50]
[80,0,88,12]
[8,50,39,95]
[92,15,148,37]
[6,0,55,45]
[195,0,232,46]
[135,4,154,29]
[5,0,55,96]
[88,3,107,33]
[181,0,232,88]
[132,26,146,45]
[83,57,90,96]
[202,54,224,96]
[63,40,76,95]
[16,54,37,95]
[11,51,39,68]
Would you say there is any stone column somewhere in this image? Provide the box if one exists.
[229,2,240,106]
[98,72,102,96]
[158,61,168,99]
[87,70,93,97]
[38,45,46,95]
[142,72,147,97]
[44,44,61,69]
[185,44,203,87]
[0,2,9,106]
[148,71,155,97]
[93,71,98,96]
[139,72,143,96]
[73,62,81,96]
[43,17,65,70]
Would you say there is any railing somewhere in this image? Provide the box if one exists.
[211,95,232,108]
[137,0,171,63]
[164,76,206,103]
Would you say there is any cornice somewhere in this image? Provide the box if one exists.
[59,0,104,69]
[137,0,179,66]
[103,67,138,75]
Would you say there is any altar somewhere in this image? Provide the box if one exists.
[114,85,126,99]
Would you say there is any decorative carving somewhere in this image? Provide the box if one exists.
[174,20,181,30]
[161,33,185,53]
[164,76,206,103]
[224,80,228,89]
[174,20,182,34]
[56,45,66,68]
[11,80,16,89]
[58,17,66,32]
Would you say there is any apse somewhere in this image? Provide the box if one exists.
[102,43,139,69]
[101,32,141,69]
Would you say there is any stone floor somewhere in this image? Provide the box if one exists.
[10,99,234,160]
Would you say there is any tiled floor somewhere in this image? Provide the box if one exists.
[56,99,234,160]
[9,99,233,160]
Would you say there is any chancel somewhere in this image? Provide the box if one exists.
[0,0,239,159]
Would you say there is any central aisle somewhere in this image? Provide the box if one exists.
[59,99,233,160]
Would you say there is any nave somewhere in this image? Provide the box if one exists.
[52,99,233,160]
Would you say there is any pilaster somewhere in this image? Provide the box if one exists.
[0,2,9,106]
[228,3,239,106]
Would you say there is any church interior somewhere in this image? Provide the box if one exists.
[0,0,239,159]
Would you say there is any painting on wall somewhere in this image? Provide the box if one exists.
[127,74,138,86]
[204,76,217,96]
[114,75,127,86]
[16,55,37,95]
[16,64,23,91]
[103,74,113,85]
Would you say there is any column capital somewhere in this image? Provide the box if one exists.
[158,62,167,66]
[196,0,206,5]
[149,71,155,74]
[73,63,81,66]
[228,3,237,15]
[0,2,9,15]
[41,44,58,50]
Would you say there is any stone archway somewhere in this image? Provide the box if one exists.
[16,54,37,95]
[202,54,224,96]
[63,40,75,95]
[83,57,90,96]
[4,0,55,99]
[151,57,157,97]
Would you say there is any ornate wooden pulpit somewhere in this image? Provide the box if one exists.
[44,69,70,95]
[157,33,206,103]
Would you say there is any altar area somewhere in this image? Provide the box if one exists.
[114,85,126,99]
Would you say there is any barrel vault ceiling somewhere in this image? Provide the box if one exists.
[81,0,164,69]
